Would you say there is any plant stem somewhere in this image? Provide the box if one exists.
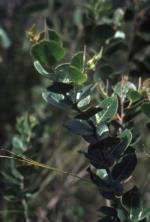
[21,178,30,222]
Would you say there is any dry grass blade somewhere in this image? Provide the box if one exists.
[0,149,90,183]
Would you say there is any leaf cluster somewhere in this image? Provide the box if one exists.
[29,26,150,222]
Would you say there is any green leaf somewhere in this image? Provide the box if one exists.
[117,208,129,222]
[122,186,141,221]
[76,107,102,120]
[96,169,108,181]
[0,28,11,48]
[76,84,96,101]
[127,90,141,102]
[111,154,137,182]
[17,113,30,135]
[96,124,109,137]
[77,95,91,109]
[12,136,25,151]
[139,208,150,220]
[42,89,71,109]
[114,31,125,39]
[95,64,117,79]
[96,96,118,124]
[88,168,113,193]
[39,29,63,46]
[142,103,150,118]
[47,82,73,94]
[125,102,141,120]
[34,61,50,76]
[71,51,84,70]
[31,40,65,68]
[120,129,132,146]
[75,84,95,108]
[55,63,71,83]
[69,65,87,85]
[111,130,132,159]
[114,81,136,99]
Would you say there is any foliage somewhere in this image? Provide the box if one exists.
[0,1,150,222]
[27,25,150,222]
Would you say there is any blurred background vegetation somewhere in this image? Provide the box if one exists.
[0,0,150,221]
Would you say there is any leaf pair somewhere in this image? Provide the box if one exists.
[31,31,87,85]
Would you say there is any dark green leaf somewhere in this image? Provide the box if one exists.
[95,64,117,79]
[94,24,115,42]
[111,129,132,159]
[75,107,102,120]
[122,186,141,221]
[105,38,127,55]
[75,84,95,109]
[100,207,117,217]
[85,137,120,169]
[66,119,93,136]
[98,181,123,200]
[124,102,141,121]
[83,133,106,144]
[120,129,132,146]
[124,146,136,155]
[77,84,95,101]
[87,167,111,192]
[117,208,129,222]
[127,90,141,102]
[42,89,71,109]
[47,82,73,94]
[139,208,150,220]
[111,154,137,181]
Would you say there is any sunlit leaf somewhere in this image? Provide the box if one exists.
[69,65,87,85]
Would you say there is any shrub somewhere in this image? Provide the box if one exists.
[27,26,150,221]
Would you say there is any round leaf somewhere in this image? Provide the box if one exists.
[71,51,84,70]
[69,65,87,85]
[31,40,65,67]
